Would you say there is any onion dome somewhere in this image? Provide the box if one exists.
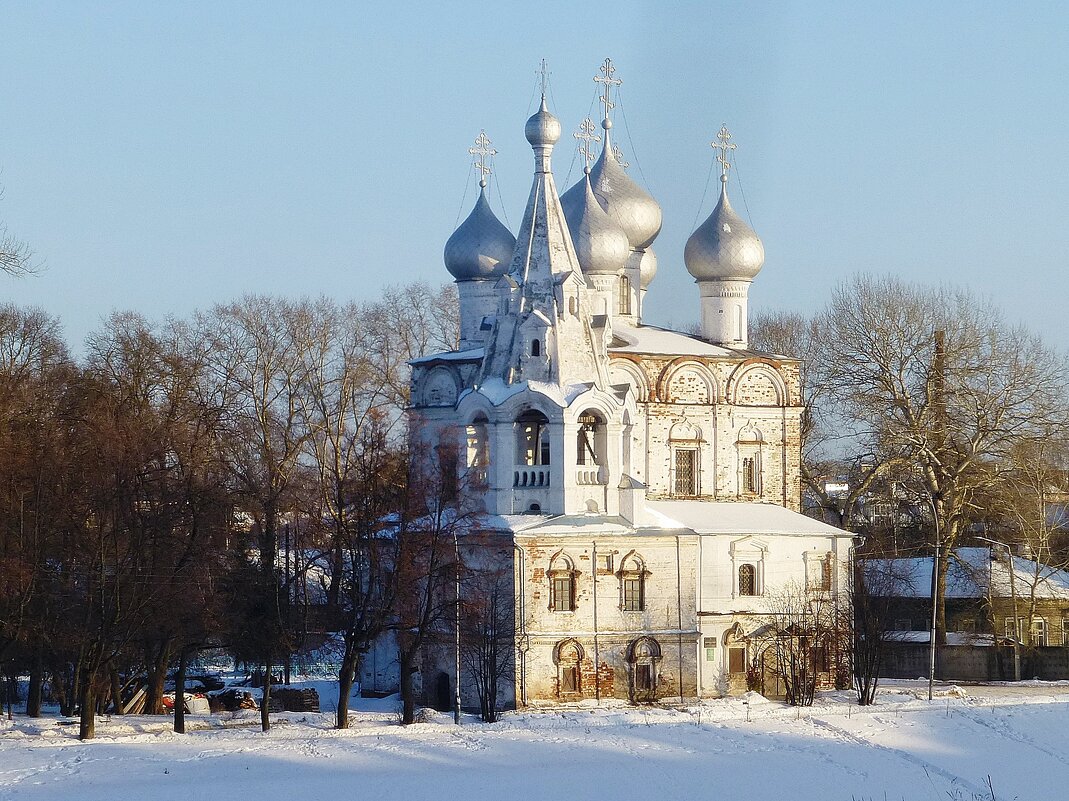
[444,183,516,281]
[638,248,658,288]
[525,96,561,149]
[561,170,629,276]
[562,119,662,250]
[684,176,764,281]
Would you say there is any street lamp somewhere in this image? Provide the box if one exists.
[976,536,1021,682]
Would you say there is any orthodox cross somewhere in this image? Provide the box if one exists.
[593,57,622,120]
[469,130,496,188]
[574,118,601,168]
[712,124,736,180]
[612,143,629,169]
[537,59,550,96]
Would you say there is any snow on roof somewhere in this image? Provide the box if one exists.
[865,547,1069,600]
[462,377,595,408]
[609,323,791,361]
[644,500,852,537]
[477,503,851,539]
[409,347,484,365]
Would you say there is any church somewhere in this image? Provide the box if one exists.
[408,60,854,707]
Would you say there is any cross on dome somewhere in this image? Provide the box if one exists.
[574,118,601,172]
[593,57,622,125]
[469,130,497,188]
[712,124,736,183]
[537,58,550,96]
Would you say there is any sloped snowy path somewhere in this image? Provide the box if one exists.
[2,686,1067,800]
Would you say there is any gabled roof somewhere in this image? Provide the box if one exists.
[864,547,1069,600]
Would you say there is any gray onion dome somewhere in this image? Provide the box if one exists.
[638,248,658,288]
[444,185,516,281]
[561,173,630,276]
[562,120,662,250]
[524,96,561,148]
[684,179,764,281]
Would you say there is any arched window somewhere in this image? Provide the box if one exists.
[619,553,646,612]
[669,421,702,497]
[627,637,661,702]
[554,639,584,696]
[549,554,576,612]
[575,411,604,466]
[465,416,489,485]
[515,410,550,466]
[619,275,632,315]
[737,427,763,496]
[531,339,541,357]
[739,563,757,597]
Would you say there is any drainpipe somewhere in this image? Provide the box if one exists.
[514,543,528,707]
[696,534,704,698]
[593,540,600,703]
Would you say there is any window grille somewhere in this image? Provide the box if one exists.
[623,576,644,611]
[739,563,757,596]
[674,449,697,496]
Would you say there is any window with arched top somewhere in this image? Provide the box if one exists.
[619,553,646,612]
[619,275,632,315]
[627,636,661,702]
[738,563,758,596]
[531,339,541,357]
[669,420,703,497]
[554,639,584,696]
[515,410,550,466]
[737,427,763,496]
[576,410,605,467]
[548,554,576,612]
[465,416,489,484]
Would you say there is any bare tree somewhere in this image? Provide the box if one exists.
[0,186,38,277]
[851,559,913,705]
[754,581,842,706]
[459,553,515,723]
[200,297,320,732]
[761,277,1069,644]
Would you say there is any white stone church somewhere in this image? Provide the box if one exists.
[409,61,853,707]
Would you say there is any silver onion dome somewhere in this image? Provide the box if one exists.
[562,120,662,251]
[524,96,561,148]
[638,248,658,288]
[444,185,517,281]
[561,172,630,276]
[684,177,764,281]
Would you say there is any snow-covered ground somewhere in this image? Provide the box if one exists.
[3,680,1067,801]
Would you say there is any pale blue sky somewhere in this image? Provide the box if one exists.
[3,1,1068,352]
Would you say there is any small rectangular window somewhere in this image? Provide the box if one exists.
[597,554,613,573]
